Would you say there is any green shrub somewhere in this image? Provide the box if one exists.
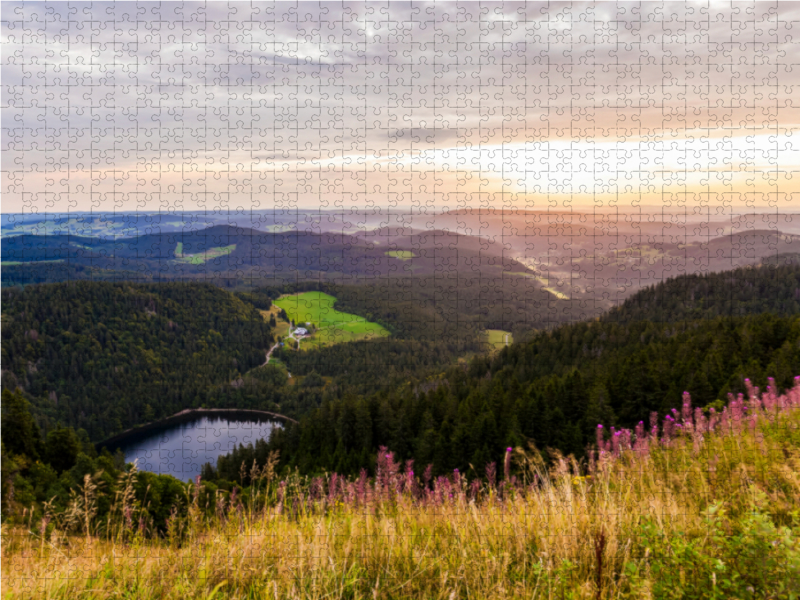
[640,494,800,599]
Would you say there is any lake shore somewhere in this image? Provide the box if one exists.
[97,407,296,452]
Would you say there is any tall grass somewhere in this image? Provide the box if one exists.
[4,379,800,599]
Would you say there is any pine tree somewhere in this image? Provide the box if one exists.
[1,389,42,459]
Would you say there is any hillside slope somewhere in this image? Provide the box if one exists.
[265,312,800,475]
[4,377,800,599]
[604,262,800,324]
[1,282,274,440]
[263,263,800,475]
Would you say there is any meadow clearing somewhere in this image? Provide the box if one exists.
[274,291,390,349]
[484,329,513,351]
[385,250,415,260]
[259,305,291,339]
[175,243,237,265]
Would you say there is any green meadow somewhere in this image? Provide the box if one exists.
[259,307,291,338]
[1,259,64,266]
[385,250,415,260]
[174,243,236,264]
[274,291,390,349]
[484,329,512,351]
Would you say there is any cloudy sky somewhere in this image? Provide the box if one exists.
[3,1,800,214]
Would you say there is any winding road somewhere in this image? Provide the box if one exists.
[263,342,280,366]
[262,327,304,378]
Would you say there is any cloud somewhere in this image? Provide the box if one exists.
[389,128,462,145]
[2,1,800,211]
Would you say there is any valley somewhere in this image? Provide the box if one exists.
[3,238,800,600]
[4,260,799,466]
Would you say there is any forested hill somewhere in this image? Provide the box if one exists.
[1,224,532,284]
[0,275,585,445]
[603,262,800,325]
[1,282,274,440]
[255,263,800,478]
[259,313,799,477]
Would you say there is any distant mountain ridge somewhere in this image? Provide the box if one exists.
[1,224,531,284]
[5,220,800,308]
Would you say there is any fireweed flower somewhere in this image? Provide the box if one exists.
[649,412,659,442]
[327,473,339,504]
[619,429,632,452]
[423,464,433,489]
[470,479,480,500]
[485,462,497,489]
[611,430,621,456]
[693,408,706,433]
[198,377,800,518]
[591,378,800,464]
[357,470,368,504]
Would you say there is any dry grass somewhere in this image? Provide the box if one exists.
[4,393,800,599]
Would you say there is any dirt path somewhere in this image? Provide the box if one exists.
[289,328,301,350]
[263,336,291,378]
[263,342,280,367]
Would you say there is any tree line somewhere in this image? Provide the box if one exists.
[1,388,192,532]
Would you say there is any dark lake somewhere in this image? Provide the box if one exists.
[111,414,280,482]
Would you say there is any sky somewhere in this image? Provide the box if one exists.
[3,1,800,214]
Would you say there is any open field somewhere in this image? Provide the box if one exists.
[259,306,291,339]
[1,259,64,266]
[274,291,390,349]
[175,243,236,264]
[484,329,512,351]
[385,250,415,260]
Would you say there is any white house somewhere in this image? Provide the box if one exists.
[294,327,308,336]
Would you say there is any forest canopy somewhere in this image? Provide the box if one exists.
[1,282,274,440]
